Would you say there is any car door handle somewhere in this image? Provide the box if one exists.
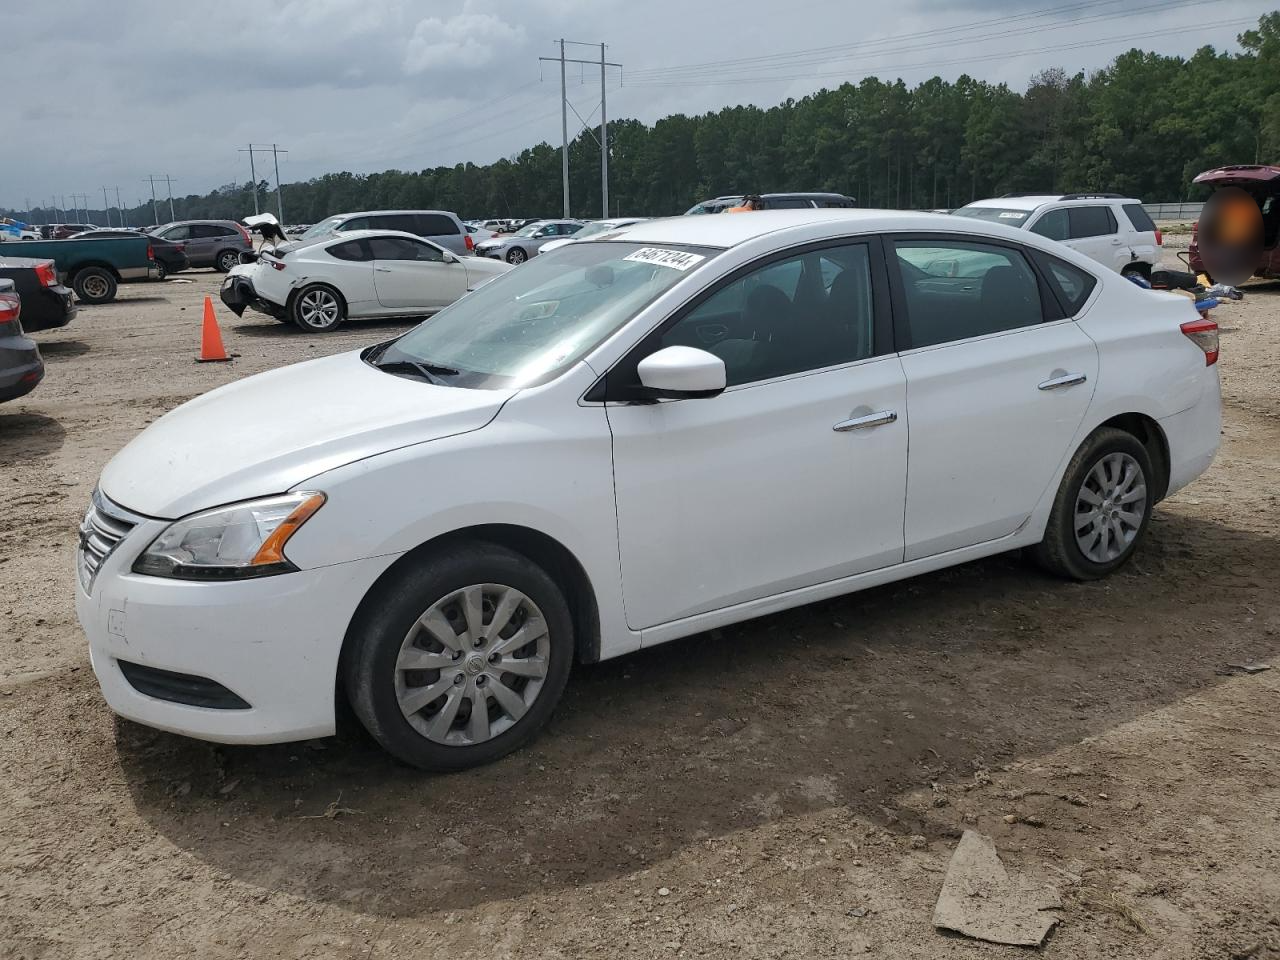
[1110,238,1123,245]
[1038,373,1087,390]
[375,267,393,272]
[833,410,897,432]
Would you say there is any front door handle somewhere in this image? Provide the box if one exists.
[375,267,393,273]
[834,410,898,432]
[1038,372,1087,390]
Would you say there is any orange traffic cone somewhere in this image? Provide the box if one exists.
[196,296,232,362]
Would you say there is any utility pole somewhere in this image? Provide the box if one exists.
[241,145,287,220]
[144,176,160,227]
[271,144,285,223]
[539,41,621,220]
[102,187,112,227]
[162,175,176,221]
[241,146,260,214]
[115,187,124,227]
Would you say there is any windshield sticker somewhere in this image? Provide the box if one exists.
[998,211,1028,219]
[623,247,706,270]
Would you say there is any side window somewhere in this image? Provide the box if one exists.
[817,198,855,208]
[1122,203,1157,233]
[368,214,413,232]
[891,240,1044,349]
[561,223,584,235]
[415,214,458,236]
[1029,208,1069,241]
[327,239,370,262]
[1067,206,1117,239]
[368,235,442,261]
[340,216,370,231]
[191,224,221,238]
[161,225,190,241]
[761,198,813,209]
[659,243,875,387]
[1031,251,1097,315]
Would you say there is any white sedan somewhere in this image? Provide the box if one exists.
[220,229,511,332]
[539,216,649,254]
[79,210,1221,770]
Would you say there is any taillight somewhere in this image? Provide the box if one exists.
[34,262,57,287]
[465,233,474,252]
[1181,317,1219,366]
[268,258,286,271]
[1155,229,1163,246]
[237,223,252,245]
[147,244,155,261]
[0,291,22,333]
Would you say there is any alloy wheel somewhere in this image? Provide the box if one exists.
[394,583,551,746]
[82,275,109,299]
[297,289,340,329]
[1074,452,1147,563]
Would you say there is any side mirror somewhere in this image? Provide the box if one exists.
[442,251,459,263]
[636,346,726,399]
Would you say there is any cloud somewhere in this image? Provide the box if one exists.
[403,12,526,73]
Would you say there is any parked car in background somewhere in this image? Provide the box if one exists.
[685,192,857,215]
[298,210,474,257]
[0,257,77,331]
[79,209,1220,770]
[70,229,189,279]
[0,278,44,403]
[952,193,1161,278]
[50,223,98,240]
[1187,164,1280,281]
[150,221,252,272]
[473,219,584,263]
[0,234,156,303]
[540,217,649,254]
[220,229,511,332]
[467,223,500,246]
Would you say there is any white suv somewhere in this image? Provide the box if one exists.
[953,194,1162,278]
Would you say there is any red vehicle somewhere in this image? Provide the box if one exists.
[1186,164,1280,280]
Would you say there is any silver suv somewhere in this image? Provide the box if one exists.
[299,210,473,256]
[151,220,254,272]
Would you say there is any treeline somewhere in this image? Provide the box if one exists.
[14,13,1280,226]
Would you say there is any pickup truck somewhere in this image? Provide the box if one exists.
[0,235,157,303]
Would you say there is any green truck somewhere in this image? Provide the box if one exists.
[0,235,157,303]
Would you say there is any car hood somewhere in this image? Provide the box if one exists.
[100,350,514,518]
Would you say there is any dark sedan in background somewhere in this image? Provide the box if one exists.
[0,278,44,404]
[0,257,77,332]
[70,228,190,279]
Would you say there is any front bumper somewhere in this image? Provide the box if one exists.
[474,246,503,259]
[76,504,399,744]
[219,274,283,319]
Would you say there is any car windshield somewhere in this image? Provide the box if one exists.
[951,206,1033,226]
[300,216,347,240]
[570,221,626,240]
[374,241,720,390]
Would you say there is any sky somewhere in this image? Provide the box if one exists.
[2,0,1271,214]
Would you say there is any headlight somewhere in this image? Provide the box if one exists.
[132,492,325,580]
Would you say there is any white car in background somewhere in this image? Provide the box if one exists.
[220,229,511,332]
[952,193,1162,279]
[79,210,1220,771]
[540,217,649,254]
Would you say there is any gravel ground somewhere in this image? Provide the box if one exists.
[1,258,1278,959]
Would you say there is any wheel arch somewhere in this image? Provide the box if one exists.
[337,523,603,695]
[1095,412,1171,502]
[68,260,121,281]
[287,280,347,312]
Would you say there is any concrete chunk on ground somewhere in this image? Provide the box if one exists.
[933,830,1062,947]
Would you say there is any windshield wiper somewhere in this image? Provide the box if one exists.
[373,358,460,385]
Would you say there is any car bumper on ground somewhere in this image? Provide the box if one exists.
[16,284,76,332]
[219,273,283,319]
[76,504,399,743]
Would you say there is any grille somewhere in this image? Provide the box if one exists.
[77,490,140,592]
[117,660,251,710]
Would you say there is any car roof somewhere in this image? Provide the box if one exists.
[328,210,458,219]
[300,228,447,248]
[962,194,1141,211]
[614,208,1004,249]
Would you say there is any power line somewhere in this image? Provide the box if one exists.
[540,40,622,218]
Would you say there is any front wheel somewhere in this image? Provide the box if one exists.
[289,284,346,332]
[1029,427,1155,580]
[216,249,241,273]
[344,543,574,771]
[506,247,527,265]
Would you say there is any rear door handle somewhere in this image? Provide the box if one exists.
[834,410,897,432]
[375,267,393,273]
[1038,373,1087,390]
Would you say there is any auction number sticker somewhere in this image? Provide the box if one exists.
[623,247,706,270]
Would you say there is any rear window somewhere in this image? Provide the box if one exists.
[1032,251,1097,314]
[761,198,814,209]
[1122,203,1157,233]
[1067,206,1117,239]
[816,197,856,208]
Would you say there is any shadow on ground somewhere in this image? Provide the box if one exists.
[114,511,1280,917]
[0,411,67,462]
[35,339,90,360]
[230,317,423,338]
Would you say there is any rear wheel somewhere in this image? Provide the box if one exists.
[344,543,574,770]
[289,284,346,332]
[216,249,241,273]
[154,261,167,281]
[1030,427,1155,580]
[72,267,117,304]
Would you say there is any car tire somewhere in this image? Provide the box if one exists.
[215,250,241,273]
[344,542,574,771]
[1029,427,1155,581]
[289,284,346,332]
[155,261,167,281]
[72,267,118,305]
[506,247,527,265]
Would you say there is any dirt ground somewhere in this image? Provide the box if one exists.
[1,249,1278,960]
